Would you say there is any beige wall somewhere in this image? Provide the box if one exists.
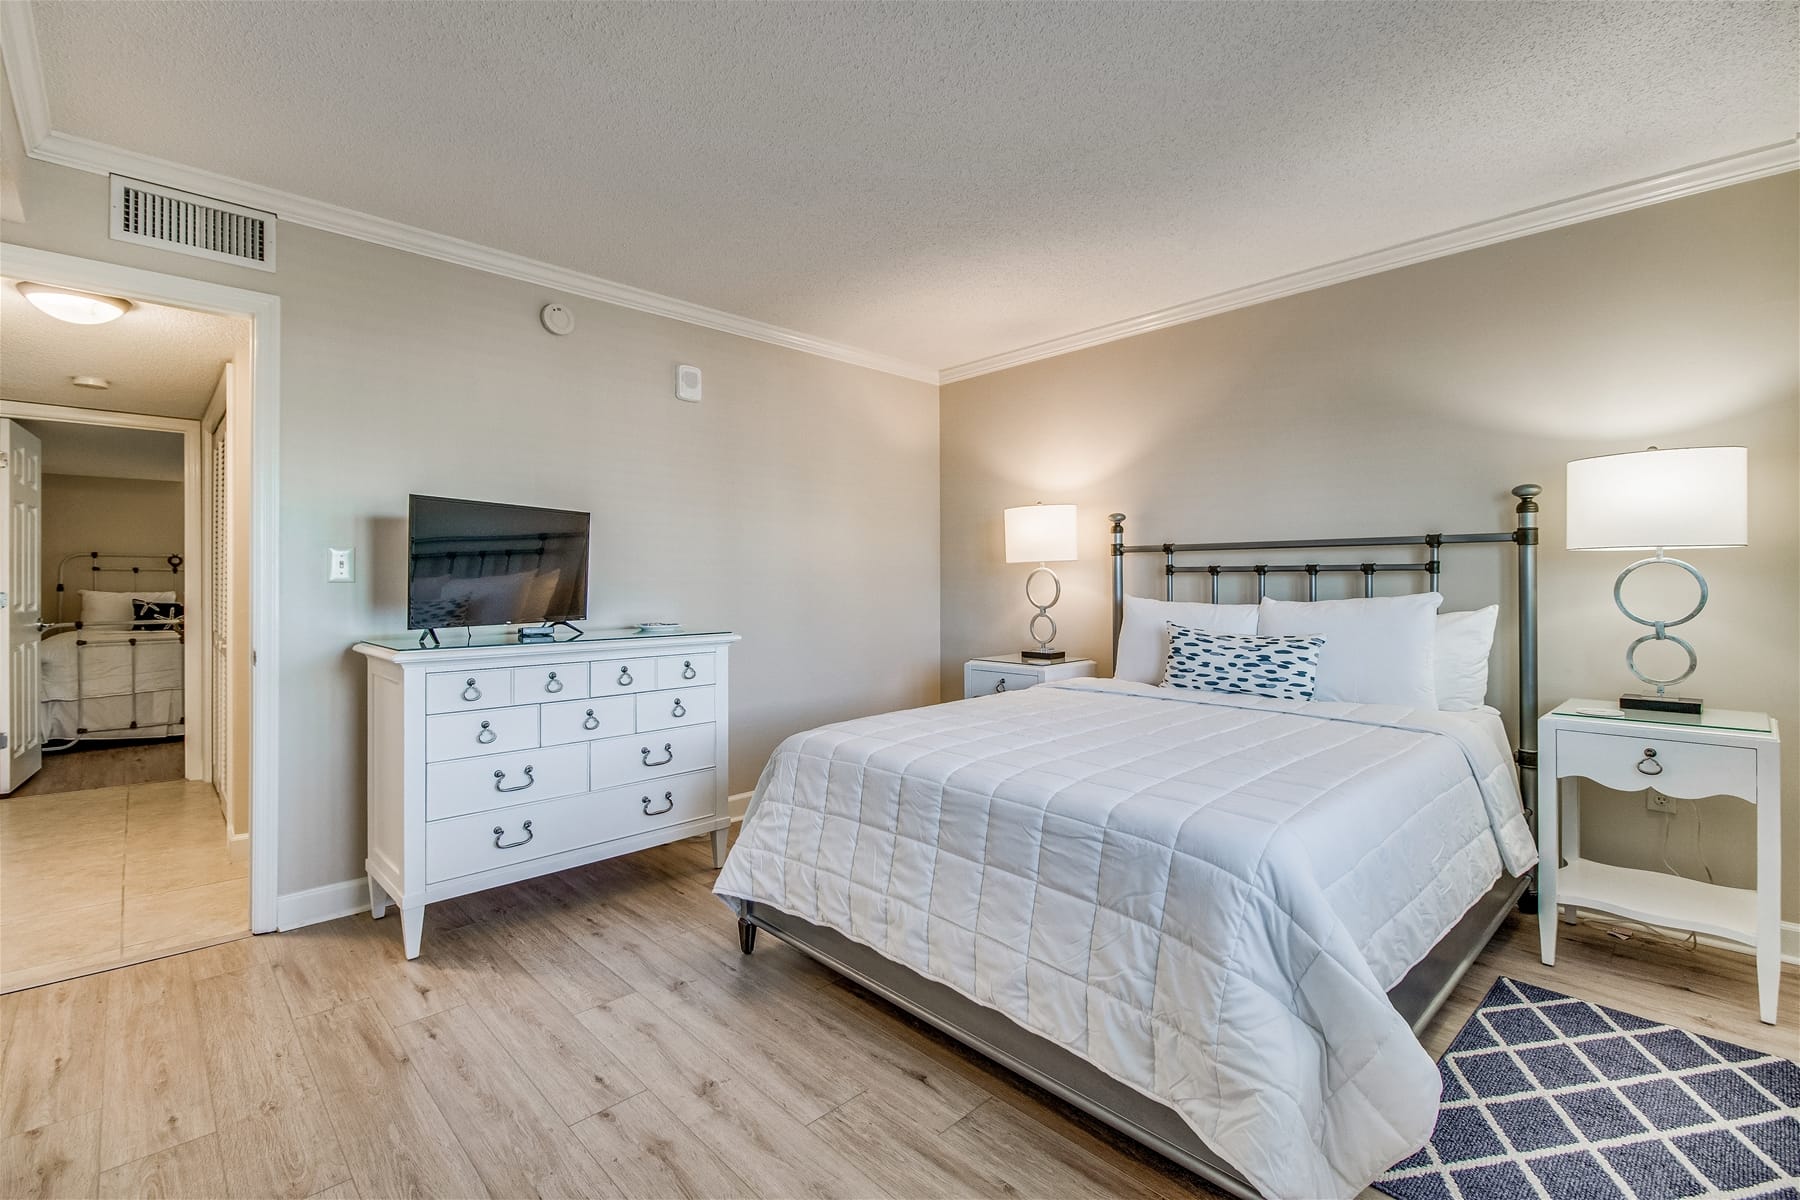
[39,474,184,619]
[4,155,941,900]
[943,175,1800,922]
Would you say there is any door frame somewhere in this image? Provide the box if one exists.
[0,245,281,934]
[0,402,206,783]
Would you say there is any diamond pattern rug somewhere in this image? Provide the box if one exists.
[1374,978,1799,1200]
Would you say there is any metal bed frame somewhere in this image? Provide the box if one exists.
[736,485,1542,1199]
[38,551,185,747]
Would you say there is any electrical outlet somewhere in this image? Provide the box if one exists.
[1646,791,1677,814]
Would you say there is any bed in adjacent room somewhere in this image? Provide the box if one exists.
[38,553,186,746]
[714,485,1543,1200]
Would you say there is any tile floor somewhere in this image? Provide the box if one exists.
[0,778,248,993]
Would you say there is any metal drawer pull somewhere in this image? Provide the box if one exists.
[617,666,633,686]
[994,678,1007,693]
[642,791,675,816]
[462,678,482,702]
[1636,747,1662,776]
[492,820,534,849]
[544,671,564,693]
[682,660,697,680]
[582,709,601,731]
[642,743,674,767]
[493,765,535,793]
[671,698,687,718]
[476,720,497,744]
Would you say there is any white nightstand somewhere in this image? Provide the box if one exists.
[963,653,1096,698]
[1537,699,1782,1024]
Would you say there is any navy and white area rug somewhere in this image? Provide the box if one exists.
[1375,978,1799,1200]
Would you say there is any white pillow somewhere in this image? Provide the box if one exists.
[1435,606,1499,712]
[1113,595,1258,684]
[1256,593,1442,707]
[79,589,176,626]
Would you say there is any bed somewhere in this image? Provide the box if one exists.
[713,485,1543,1200]
[38,552,186,746]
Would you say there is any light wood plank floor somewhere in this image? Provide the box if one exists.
[1,778,248,993]
[1,834,1793,1200]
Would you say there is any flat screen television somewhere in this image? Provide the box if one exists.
[407,495,589,631]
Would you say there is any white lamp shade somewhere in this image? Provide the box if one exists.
[1004,504,1078,563]
[1566,447,1747,550]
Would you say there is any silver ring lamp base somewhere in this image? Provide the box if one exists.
[1614,551,1705,715]
[1021,565,1065,662]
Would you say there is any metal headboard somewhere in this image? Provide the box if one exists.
[1109,484,1541,821]
[54,551,184,627]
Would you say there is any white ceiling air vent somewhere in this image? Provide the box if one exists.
[109,176,276,271]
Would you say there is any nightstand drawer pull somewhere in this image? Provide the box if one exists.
[492,820,534,849]
[1635,748,1662,776]
[994,678,1007,693]
[642,743,674,767]
[642,791,675,816]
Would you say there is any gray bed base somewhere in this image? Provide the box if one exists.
[740,872,1527,1199]
[733,487,1543,1197]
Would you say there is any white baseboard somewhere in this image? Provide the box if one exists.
[730,790,752,822]
[226,832,249,865]
[276,878,369,931]
[1699,922,1800,967]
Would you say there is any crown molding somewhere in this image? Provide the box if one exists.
[941,141,1800,384]
[0,6,937,385]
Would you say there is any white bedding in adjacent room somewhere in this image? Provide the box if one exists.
[39,629,184,740]
[714,678,1535,1200]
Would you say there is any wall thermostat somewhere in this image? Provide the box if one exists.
[676,364,702,402]
[539,303,575,336]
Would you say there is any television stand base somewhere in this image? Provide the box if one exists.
[518,620,583,643]
[418,628,441,648]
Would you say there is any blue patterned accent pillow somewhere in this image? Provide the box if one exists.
[1162,623,1327,701]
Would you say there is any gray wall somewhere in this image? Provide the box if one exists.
[4,155,941,899]
[942,175,1800,922]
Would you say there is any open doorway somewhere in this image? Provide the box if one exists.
[0,275,253,991]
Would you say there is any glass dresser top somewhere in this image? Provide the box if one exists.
[359,626,731,654]
[1552,699,1772,735]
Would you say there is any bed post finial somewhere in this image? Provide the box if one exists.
[1110,515,1126,668]
[1512,484,1541,912]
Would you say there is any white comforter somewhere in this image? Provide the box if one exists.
[713,678,1535,1200]
[39,629,184,740]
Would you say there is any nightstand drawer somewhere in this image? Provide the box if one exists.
[966,667,1040,696]
[1554,728,1758,801]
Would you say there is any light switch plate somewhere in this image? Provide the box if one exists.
[676,364,702,402]
[328,547,355,582]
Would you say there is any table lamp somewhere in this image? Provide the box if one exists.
[1003,503,1077,662]
[1565,446,1747,715]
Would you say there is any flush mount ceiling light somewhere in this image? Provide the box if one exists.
[16,282,133,325]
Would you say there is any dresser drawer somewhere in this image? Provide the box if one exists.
[541,695,634,746]
[1555,728,1758,801]
[426,706,541,763]
[426,743,588,821]
[965,667,1039,697]
[636,687,716,732]
[655,653,715,689]
[424,769,719,884]
[510,662,587,703]
[591,658,656,696]
[425,669,513,714]
[591,723,716,785]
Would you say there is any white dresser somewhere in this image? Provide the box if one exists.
[353,629,738,958]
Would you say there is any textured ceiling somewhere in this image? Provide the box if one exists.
[24,2,1799,371]
[18,420,184,482]
[0,278,246,418]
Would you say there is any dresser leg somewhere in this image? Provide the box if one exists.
[711,827,730,868]
[400,905,424,960]
[368,875,389,920]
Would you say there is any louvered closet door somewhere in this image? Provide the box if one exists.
[209,420,230,805]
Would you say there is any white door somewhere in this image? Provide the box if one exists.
[1,420,43,794]
[208,416,230,809]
